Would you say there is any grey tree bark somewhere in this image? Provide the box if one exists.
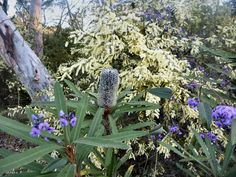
[0,8,53,102]
[30,0,43,59]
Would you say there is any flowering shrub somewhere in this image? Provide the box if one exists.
[0,68,168,176]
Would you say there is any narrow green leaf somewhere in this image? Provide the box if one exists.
[0,124,47,145]
[124,165,134,177]
[0,148,44,172]
[75,137,129,149]
[105,148,113,167]
[64,79,82,97]
[0,144,61,175]
[56,164,76,177]
[159,141,186,158]
[205,138,218,175]
[226,166,236,177]
[222,141,235,174]
[103,131,147,141]
[193,130,217,176]
[231,119,236,145]
[121,121,156,131]
[176,163,195,177]
[88,107,104,137]
[115,151,132,171]
[109,115,118,133]
[198,102,212,129]
[71,95,89,142]
[41,158,68,174]
[54,82,67,113]
[92,148,106,167]
[148,87,173,99]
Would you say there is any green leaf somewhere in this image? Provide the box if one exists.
[64,79,82,97]
[124,165,134,177]
[75,137,129,149]
[105,148,113,167]
[70,95,89,142]
[222,141,235,174]
[88,107,104,137]
[202,88,236,102]
[0,148,44,172]
[103,131,147,141]
[54,82,70,144]
[109,115,118,133]
[193,130,217,176]
[200,45,236,60]
[0,144,61,175]
[231,119,236,145]
[176,163,195,177]
[0,123,46,145]
[41,158,68,174]
[120,121,156,131]
[198,102,212,129]
[117,89,132,102]
[54,81,67,113]
[115,151,132,171]
[148,87,173,99]
[113,101,160,117]
[159,141,186,158]
[56,164,76,177]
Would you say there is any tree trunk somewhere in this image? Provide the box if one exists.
[30,0,43,59]
[0,8,53,102]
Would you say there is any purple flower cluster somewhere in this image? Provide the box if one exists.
[187,97,200,109]
[212,105,236,128]
[150,133,164,141]
[200,132,217,143]
[30,113,54,138]
[143,4,174,22]
[186,81,198,90]
[169,125,182,135]
[59,110,77,127]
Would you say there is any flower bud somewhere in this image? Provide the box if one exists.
[97,68,119,108]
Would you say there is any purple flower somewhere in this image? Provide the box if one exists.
[169,125,179,133]
[31,114,38,122]
[47,127,55,134]
[38,122,50,130]
[187,81,198,90]
[68,112,75,119]
[200,132,217,143]
[199,66,205,72]
[207,132,217,143]
[188,61,196,70]
[150,135,156,140]
[70,117,77,127]
[187,97,200,109]
[200,133,205,139]
[223,66,230,73]
[212,105,236,128]
[44,137,49,141]
[39,112,44,119]
[220,79,229,87]
[165,5,174,15]
[60,118,68,127]
[155,11,162,21]
[30,128,41,137]
[157,133,163,141]
[59,110,65,117]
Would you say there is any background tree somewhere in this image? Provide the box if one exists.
[30,0,43,58]
[0,8,53,101]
